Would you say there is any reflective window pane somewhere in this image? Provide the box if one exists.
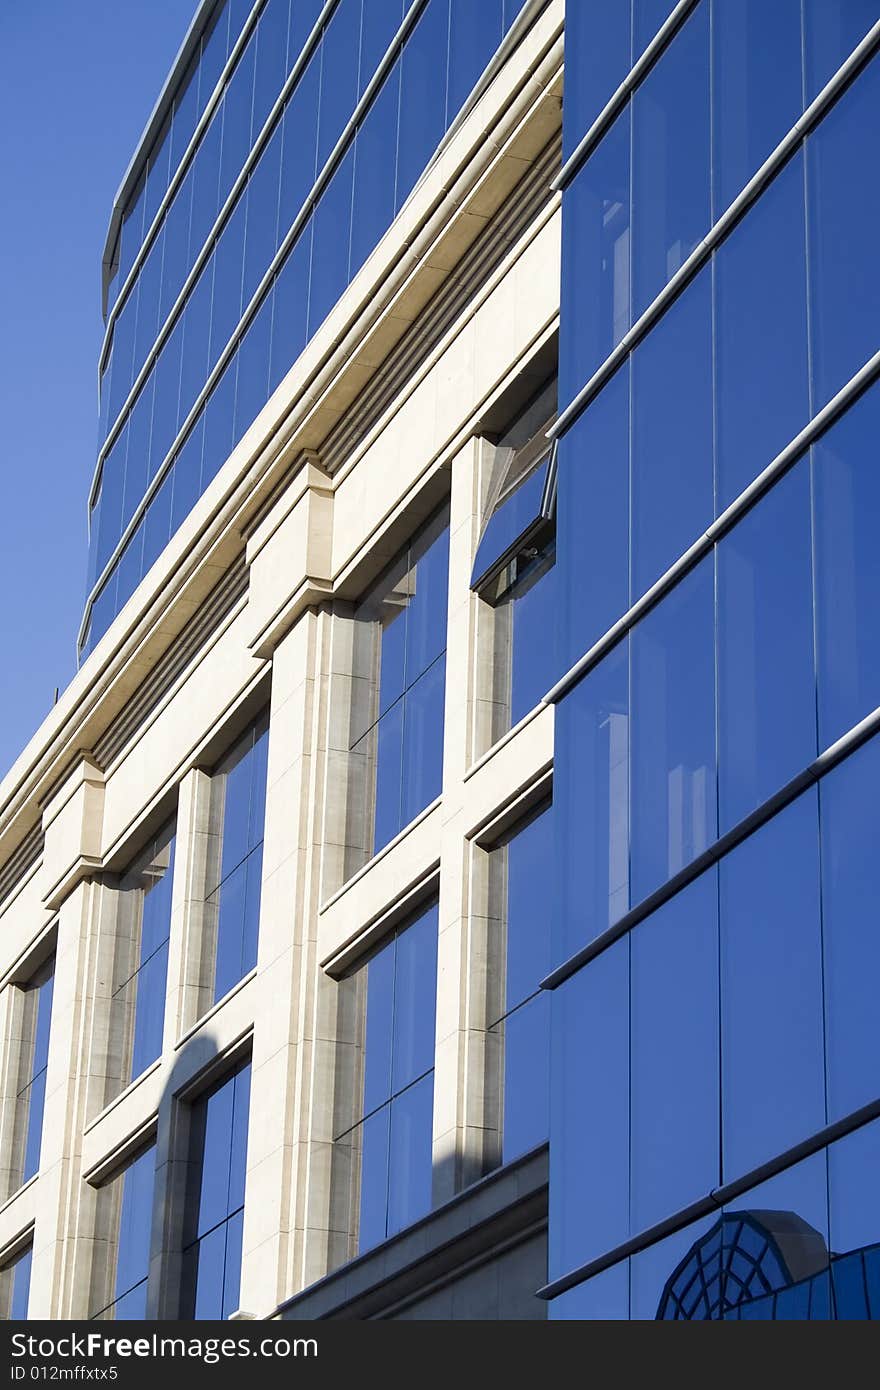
[631,556,716,907]
[720,790,825,1181]
[395,0,449,212]
[632,3,710,317]
[387,1074,434,1237]
[715,150,809,510]
[562,0,631,157]
[804,0,880,100]
[717,462,816,833]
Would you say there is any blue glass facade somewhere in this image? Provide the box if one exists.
[18,958,55,1187]
[114,821,176,1085]
[0,1244,32,1321]
[549,1,880,1320]
[340,901,438,1252]
[209,714,269,1002]
[93,1145,157,1320]
[83,0,529,658]
[183,1061,251,1319]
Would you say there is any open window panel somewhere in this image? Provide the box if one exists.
[472,368,560,756]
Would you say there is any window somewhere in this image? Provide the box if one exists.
[349,510,449,860]
[814,382,880,748]
[207,714,269,1003]
[0,1243,32,1320]
[720,790,825,1182]
[717,461,816,832]
[487,805,553,1164]
[473,379,559,748]
[630,555,716,906]
[552,640,629,969]
[111,821,176,1089]
[91,1145,156,1320]
[182,1062,251,1319]
[339,902,438,1253]
[14,957,55,1187]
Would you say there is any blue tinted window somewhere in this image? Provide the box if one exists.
[242,124,282,307]
[178,263,214,424]
[717,463,816,832]
[150,316,184,473]
[828,1120,880,1268]
[218,33,256,205]
[252,0,290,138]
[631,267,713,598]
[350,60,400,277]
[720,791,825,1181]
[715,150,809,509]
[114,822,176,1084]
[209,200,247,366]
[108,294,137,427]
[508,549,558,727]
[278,51,320,240]
[350,902,439,1252]
[269,223,312,392]
[121,371,155,532]
[631,1213,717,1319]
[358,1,404,97]
[234,294,273,443]
[633,0,676,55]
[95,424,129,576]
[307,146,355,336]
[491,806,554,1162]
[632,3,710,317]
[200,357,238,489]
[159,168,194,321]
[804,0,880,100]
[562,0,631,158]
[96,1145,156,1319]
[560,108,630,406]
[631,556,716,906]
[820,739,880,1122]
[183,1062,251,1320]
[814,385,880,747]
[20,957,54,1185]
[317,0,362,169]
[808,54,880,410]
[209,715,269,1003]
[550,1263,630,1320]
[713,0,802,219]
[132,230,165,382]
[447,0,503,123]
[396,0,450,211]
[631,870,719,1233]
[170,416,205,534]
[557,365,629,665]
[549,941,630,1278]
[553,641,629,968]
[2,1245,32,1321]
[188,108,224,261]
[169,51,201,173]
[353,512,449,857]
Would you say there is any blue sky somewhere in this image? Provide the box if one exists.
[0,1,197,781]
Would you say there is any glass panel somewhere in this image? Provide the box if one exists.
[242,124,283,307]
[178,263,214,425]
[278,50,320,239]
[209,199,247,365]
[632,1213,717,1319]
[633,0,676,55]
[188,108,224,261]
[391,902,438,1094]
[218,34,256,204]
[142,469,173,576]
[120,371,155,532]
[358,0,404,98]
[557,365,630,666]
[201,357,238,489]
[400,654,446,827]
[813,384,880,747]
[395,0,450,211]
[510,552,558,725]
[213,859,248,1002]
[549,942,630,1278]
[358,1105,391,1251]
[228,1064,251,1215]
[96,424,129,576]
[252,0,291,139]
[630,556,716,906]
[560,108,630,406]
[192,1079,234,1239]
[159,167,194,321]
[129,943,169,1078]
[350,60,401,279]
[562,0,631,158]
[828,1119,880,1268]
[191,1223,227,1319]
[632,2,710,317]
[22,1069,47,1182]
[446,0,503,123]
[552,641,629,967]
[717,462,816,832]
[114,1146,156,1305]
[630,870,719,1234]
[387,1074,434,1236]
[317,0,362,168]
[631,266,713,598]
[269,223,312,392]
[150,316,184,475]
[720,790,825,1181]
[505,807,554,1014]
[715,149,809,509]
[169,416,205,533]
[370,698,404,854]
[713,0,803,219]
[820,738,880,1122]
[9,1247,32,1320]
[221,1207,244,1318]
[808,53,880,409]
[404,518,450,682]
[550,1263,630,1320]
[499,992,550,1161]
[132,229,165,380]
[307,145,355,336]
[363,938,395,1116]
[804,0,880,100]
